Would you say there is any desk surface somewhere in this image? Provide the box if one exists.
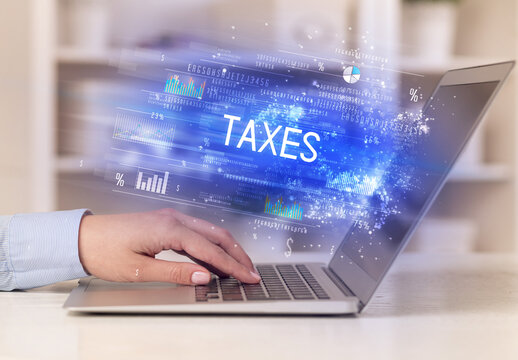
[1,254,518,360]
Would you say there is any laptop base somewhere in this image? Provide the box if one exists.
[64,263,360,315]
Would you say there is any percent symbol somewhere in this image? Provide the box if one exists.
[409,88,421,102]
[115,173,125,187]
[318,62,325,71]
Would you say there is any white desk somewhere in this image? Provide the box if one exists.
[1,254,518,360]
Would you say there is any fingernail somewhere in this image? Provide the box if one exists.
[191,271,210,285]
[250,271,261,281]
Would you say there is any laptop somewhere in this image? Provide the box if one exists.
[64,61,514,315]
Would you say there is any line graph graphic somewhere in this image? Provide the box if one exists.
[264,195,303,221]
[113,113,175,148]
[164,74,206,99]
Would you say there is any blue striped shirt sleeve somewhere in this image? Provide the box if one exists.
[0,209,90,291]
[0,215,16,290]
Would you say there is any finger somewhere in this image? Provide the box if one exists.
[168,224,260,284]
[134,256,212,285]
[170,210,255,271]
[174,250,229,278]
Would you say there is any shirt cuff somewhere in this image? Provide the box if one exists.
[9,209,91,289]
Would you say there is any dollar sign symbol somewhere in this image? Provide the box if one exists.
[330,245,335,255]
[161,54,165,61]
[284,237,293,258]
[79,160,83,167]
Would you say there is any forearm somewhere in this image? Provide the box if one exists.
[1,207,259,291]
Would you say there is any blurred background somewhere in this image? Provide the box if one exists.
[0,0,516,256]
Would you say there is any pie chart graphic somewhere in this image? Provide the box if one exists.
[343,66,361,84]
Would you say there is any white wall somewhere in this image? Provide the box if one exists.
[0,1,32,214]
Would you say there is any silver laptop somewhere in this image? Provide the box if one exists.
[64,61,514,315]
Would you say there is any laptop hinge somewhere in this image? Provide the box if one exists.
[323,266,365,308]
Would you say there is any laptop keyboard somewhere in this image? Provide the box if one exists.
[194,264,330,302]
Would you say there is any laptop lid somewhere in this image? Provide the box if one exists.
[328,61,515,309]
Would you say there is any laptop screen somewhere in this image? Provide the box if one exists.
[330,79,500,299]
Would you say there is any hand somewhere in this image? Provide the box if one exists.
[78,208,261,285]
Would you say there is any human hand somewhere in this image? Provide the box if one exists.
[78,208,260,285]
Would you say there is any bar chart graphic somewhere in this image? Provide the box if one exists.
[326,172,379,196]
[135,169,169,194]
[264,195,303,221]
[164,74,206,99]
[113,113,175,149]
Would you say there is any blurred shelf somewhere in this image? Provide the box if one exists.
[400,55,508,74]
[448,163,509,182]
[56,47,119,65]
[56,156,100,174]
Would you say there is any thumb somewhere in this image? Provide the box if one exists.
[136,257,211,285]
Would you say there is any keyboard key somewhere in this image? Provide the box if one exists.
[296,265,330,299]
[195,265,329,302]
[276,265,315,300]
